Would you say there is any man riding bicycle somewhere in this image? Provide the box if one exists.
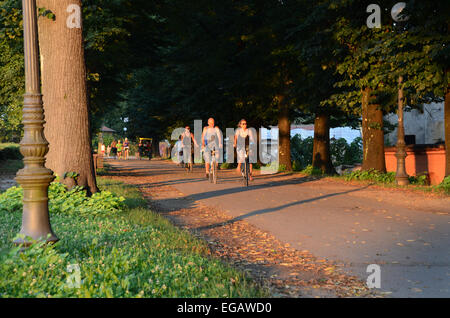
[202,118,222,179]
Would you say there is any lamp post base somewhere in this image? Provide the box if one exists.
[395,150,409,186]
[13,170,58,246]
[395,175,410,186]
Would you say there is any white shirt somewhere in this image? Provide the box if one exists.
[235,127,255,143]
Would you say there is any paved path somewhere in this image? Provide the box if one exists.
[109,159,450,297]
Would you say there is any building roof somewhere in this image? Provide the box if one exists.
[100,125,116,133]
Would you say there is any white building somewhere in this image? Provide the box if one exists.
[260,125,361,143]
[384,102,445,146]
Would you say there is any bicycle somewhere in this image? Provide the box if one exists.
[209,148,217,184]
[241,145,250,187]
[184,149,194,173]
[204,135,218,184]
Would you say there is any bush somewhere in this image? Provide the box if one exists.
[343,169,396,184]
[436,176,450,193]
[0,145,22,161]
[290,135,313,170]
[0,182,125,217]
[290,135,363,171]
[301,165,324,176]
[409,174,429,186]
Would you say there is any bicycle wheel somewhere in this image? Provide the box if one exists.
[245,160,249,187]
[209,162,213,183]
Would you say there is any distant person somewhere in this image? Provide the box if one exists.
[100,144,105,157]
[137,141,144,160]
[111,140,117,159]
[106,144,111,157]
[123,138,130,160]
[146,141,152,160]
[117,140,123,159]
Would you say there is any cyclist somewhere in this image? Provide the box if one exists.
[234,119,255,181]
[202,118,222,179]
[181,126,198,171]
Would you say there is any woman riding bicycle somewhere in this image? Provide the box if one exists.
[181,125,198,171]
[234,119,255,181]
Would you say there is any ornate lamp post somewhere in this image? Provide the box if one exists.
[13,0,58,245]
[395,75,410,186]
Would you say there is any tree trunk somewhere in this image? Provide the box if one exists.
[361,87,386,172]
[37,0,98,194]
[445,71,450,177]
[277,95,292,171]
[312,111,335,174]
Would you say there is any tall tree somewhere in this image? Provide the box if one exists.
[0,0,23,142]
[37,0,98,193]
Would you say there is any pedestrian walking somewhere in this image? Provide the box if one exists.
[111,140,117,159]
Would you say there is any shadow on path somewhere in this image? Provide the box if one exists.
[176,175,336,202]
[194,185,370,231]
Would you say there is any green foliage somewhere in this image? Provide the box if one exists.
[331,137,363,167]
[409,174,429,186]
[63,172,79,180]
[0,144,22,161]
[278,164,287,173]
[300,165,324,176]
[0,178,266,297]
[0,0,23,142]
[343,169,396,184]
[0,182,125,217]
[37,8,55,21]
[436,176,450,193]
[290,135,313,171]
[291,135,362,170]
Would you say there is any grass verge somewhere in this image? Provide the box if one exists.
[0,177,266,298]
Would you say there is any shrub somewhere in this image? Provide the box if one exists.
[301,165,324,176]
[409,174,429,186]
[290,135,363,171]
[0,182,125,217]
[278,164,287,172]
[344,169,396,184]
[292,160,302,171]
[290,135,313,170]
[0,145,22,161]
[436,176,450,193]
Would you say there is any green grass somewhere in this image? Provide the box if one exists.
[0,178,267,298]
[0,143,20,150]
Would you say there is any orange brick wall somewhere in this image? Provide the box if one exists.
[385,145,446,185]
